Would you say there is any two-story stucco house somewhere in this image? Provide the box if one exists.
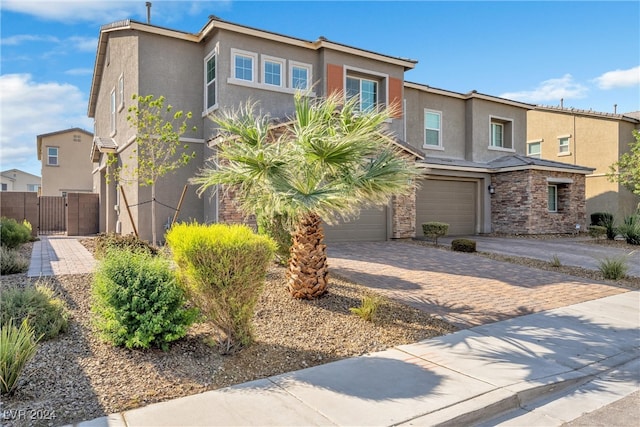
[89,16,593,243]
[0,169,41,193]
[37,128,95,196]
[527,106,640,220]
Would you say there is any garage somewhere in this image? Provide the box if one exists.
[323,206,388,243]
[416,179,477,235]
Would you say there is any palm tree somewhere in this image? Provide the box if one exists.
[193,92,420,299]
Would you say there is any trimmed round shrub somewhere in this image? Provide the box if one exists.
[92,248,197,350]
[166,223,275,353]
[0,284,68,341]
[422,222,449,244]
[0,217,32,249]
[451,238,476,253]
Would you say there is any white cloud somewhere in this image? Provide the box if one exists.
[68,36,98,52]
[65,68,94,76]
[592,66,640,89]
[0,74,93,173]
[500,74,588,103]
[1,0,139,23]
[0,34,59,45]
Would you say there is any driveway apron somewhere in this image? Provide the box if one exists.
[327,241,628,328]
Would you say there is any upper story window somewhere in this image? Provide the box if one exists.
[73,134,81,142]
[205,51,217,110]
[110,88,116,135]
[527,140,542,158]
[232,49,257,82]
[47,147,59,166]
[118,74,124,111]
[489,116,513,150]
[27,184,40,192]
[558,135,570,155]
[262,56,284,87]
[346,76,378,112]
[290,61,311,90]
[424,110,442,148]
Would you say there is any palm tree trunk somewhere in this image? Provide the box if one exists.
[287,213,329,299]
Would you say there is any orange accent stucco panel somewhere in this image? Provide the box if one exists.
[388,77,403,118]
[326,64,344,96]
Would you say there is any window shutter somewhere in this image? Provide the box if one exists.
[388,77,403,118]
[326,64,343,96]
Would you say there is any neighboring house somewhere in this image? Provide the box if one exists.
[88,16,593,242]
[527,106,640,220]
[37,128,95,196]
[0,169,41,192]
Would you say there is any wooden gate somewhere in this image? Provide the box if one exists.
[39,196,66,234]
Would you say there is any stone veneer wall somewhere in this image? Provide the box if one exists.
[392,188,416,238]
[491,170,587,234]
[217,185,256,228]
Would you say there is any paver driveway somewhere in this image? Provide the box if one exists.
[327,241,629,328]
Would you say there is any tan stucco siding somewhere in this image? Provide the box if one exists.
[40,131,93,196]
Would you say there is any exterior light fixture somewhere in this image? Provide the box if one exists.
[488,184,496,195]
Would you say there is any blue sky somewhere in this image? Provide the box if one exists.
[1,0,639,177]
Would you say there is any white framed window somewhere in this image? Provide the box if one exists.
[290,61,311,90]
[118,74,124,111]
[47,146,59,166]
[262,55,285,87]
[346,76,378,112]
[548,185,558,212]
[231,48,257,82]
[204,50,217,110]
[110,88,116,135]
[424,110,442,148]
[558,135,570,155]
[527,140,542,158]
[489,116,514,150]
[27,184,40,192]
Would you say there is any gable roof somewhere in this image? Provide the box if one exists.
[1,169,41,181]
[404,82,535,110]
[420,154,594,175]
[88,17,417,118]
[37,127,94,160]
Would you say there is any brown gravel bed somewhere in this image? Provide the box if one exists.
[0,249,455,426]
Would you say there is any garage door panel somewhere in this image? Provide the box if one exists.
[324,206,387,243]
[416,179,476,236]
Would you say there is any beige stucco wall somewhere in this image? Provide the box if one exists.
[40,130,93,196]
[1,169,40,192]
[527,109,640,219]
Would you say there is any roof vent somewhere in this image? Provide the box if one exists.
[146,2,151,24]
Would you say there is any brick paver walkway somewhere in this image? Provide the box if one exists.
[27,236,96,277]
[328,241,628,328]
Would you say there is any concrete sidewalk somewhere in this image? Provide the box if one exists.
[27,235,96,277]
[69,290,639,427]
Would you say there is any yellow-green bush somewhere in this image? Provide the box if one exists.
[166,223,275,353]
[0,217,32,249]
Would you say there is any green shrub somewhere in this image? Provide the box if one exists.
[92,248,197,350]
[0,246,29,275]
[349,295,384,322]
[590,212,613,226]
[0,217,32,249]
[257,212,292,265]
[166,223,275,353]
[93,233,158,259]
[451,238,476,253]
[587,225,607,240]
[618,215,640,245]
[0,319,41,394]
[0,284,68,341]
[598,257,628,280]
[550,254,562,267]
[422,222,449,245]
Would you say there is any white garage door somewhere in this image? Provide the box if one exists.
[416,179,477,236]
[323,206,387,243]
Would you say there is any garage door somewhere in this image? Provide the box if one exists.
[323,206,387,243]
[416,179,477,235]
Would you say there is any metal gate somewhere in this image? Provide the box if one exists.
[39,196,66,234]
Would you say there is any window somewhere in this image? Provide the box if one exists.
[346,76,378,112]
[47,147,58,166]
[290,61,311,90]
[558,136,570,154]
[110,88,116,135]
[548,185,558,212]
[118,74,124,110]
[27,184,39,192]
[262,56,284,87]
[527,140,541,158]
[1,183,7,191]
[232,49,257,82]
[424,110,442,148]
[489,117,513,150]
[205,52,217,109]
